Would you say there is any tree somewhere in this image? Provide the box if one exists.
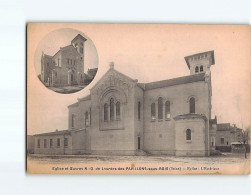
[239,126,250,159]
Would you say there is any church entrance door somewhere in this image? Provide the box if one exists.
[138,137,141,150]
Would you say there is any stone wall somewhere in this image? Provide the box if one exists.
[175,118,207,156]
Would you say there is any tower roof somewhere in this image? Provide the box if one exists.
[184,50,215,69]
[71,34,87,44]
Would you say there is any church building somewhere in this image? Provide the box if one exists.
[40,34,87,87]
[34,50,217,157]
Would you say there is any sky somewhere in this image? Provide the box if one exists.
[27,23,251,134]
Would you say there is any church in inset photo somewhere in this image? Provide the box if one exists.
[37,32,98,94]
[29,50,235,157]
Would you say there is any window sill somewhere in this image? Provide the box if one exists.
[165,118,171,121]
[158,119,163,122]
[186,140,192,143]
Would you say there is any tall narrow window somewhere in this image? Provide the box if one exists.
[110,98,114,120]
[138,102,141,120]
[165,101,170,119]
[64,138,68,148]
[116,101,120,119]
[104,103,108,121]
[151,103,156,120]
[67,58,70,64]
[57,138,60,147]
[80,47,83,54]
[71,114,75,128]
[50,139,53,148]
[85,111,89,127]
[44,139,47,148]
[186,129,191,140]
[195,66,199,73]
[200,65,203,72]
[221,138,224,144]
[90,108,91,126]
[158,97,163,119]
[37,139,40,148]
[189,97,195,113]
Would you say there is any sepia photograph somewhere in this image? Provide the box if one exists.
[34,28,98,94]
[27,23,251,174]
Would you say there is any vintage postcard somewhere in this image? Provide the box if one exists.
[27,23,251,174]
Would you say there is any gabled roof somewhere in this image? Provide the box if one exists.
[90,66,136,91]
[78,94,91,102]
[34,129,85,136]
[53,45,80,58]
[217,123,231,131]
[142,73,205,90]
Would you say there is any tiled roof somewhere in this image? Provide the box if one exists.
[34,129,85,136]
[217,123,231,131]
[174,113,207,121]
[143,73,205,90]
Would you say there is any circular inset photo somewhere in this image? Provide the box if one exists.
[34,28,99,94]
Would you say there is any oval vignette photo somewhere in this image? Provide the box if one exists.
[34,28,99,94]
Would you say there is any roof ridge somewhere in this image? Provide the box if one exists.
[144,73,206,90]
[145,72,205,85]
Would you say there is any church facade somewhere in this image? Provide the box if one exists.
[40,34,87,87]
[34,50,217,157]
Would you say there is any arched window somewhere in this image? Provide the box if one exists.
[116,101,120,119]
[186,129,191,140]
[195,66,199,73]
[158,97,163,119]
[189,97,195,113]
[110,98,114,120]
[85,111,89,126]
[71,114,75,128]
[151,103,156,120]
[165,101,170,119]
[104,103,108,121]
[200,65,203,72]
[138,102,141,120]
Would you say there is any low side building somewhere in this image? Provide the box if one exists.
[33,129,87,155]
[27,135,35,154]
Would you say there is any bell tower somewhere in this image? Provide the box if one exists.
[184,51,215,75]
[71,34,87,71]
